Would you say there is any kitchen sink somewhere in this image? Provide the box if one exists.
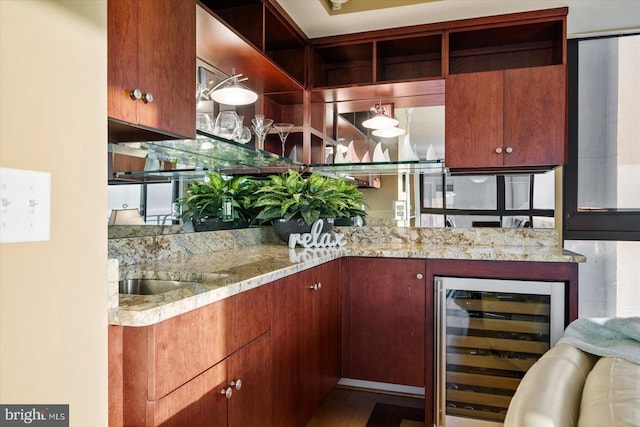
[119,279,202,295]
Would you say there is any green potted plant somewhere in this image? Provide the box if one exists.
[329,176,368,226]
[178,172,258,231]
[253,170,366,242]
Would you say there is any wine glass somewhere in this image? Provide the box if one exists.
[251,116,273,150]
[273,123,294,157]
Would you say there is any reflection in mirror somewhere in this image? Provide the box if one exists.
[108,182,184,238]
[419,171,556,229]
[334,106,445,163]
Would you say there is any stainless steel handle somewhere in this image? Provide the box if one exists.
[308,283,321,291]
[416,274,424,280]
[129,88,142,100]
[316,282,322,290]
[220,387,232,399]
[230,379,242,390]
[495,147,503,154]
[505,146,513,154]
[142,92,154,103]
[435,278,446,427]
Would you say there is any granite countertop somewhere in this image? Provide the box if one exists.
[108,230,585,327]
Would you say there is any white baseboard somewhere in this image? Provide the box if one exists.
[337,378,425,397]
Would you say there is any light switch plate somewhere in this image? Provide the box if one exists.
[0,167,51,243]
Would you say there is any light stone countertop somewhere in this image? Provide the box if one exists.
[109,228,585,327]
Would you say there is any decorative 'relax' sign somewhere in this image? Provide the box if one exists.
[288,219,347,249]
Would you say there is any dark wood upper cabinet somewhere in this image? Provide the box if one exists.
[197,0,307,91]
[445,64,566,169]
[108,0,196,142]
[445,70,504,169]
[448,19,565,74]
[503,65,566,167]
[444,8,567,170]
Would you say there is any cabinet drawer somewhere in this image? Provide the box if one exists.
[147,360,228,427]
[149,297,231,400]
[229,285,271,354]
[126,285,272,402]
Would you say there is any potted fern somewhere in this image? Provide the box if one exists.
[178,172,258,231]
[253,170,366,242]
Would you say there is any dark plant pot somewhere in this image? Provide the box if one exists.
[333,216,365,227]
[272,218,333,243]
[193,218,251,232]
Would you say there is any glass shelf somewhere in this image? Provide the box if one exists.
[109,130,446,181]
[309,160,446,176]
[110,130,305,180]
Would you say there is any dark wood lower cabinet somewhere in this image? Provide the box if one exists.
[301,261,341,423]
[342,257,427,387]
[145,332,272,427]
[147,360,228,427]
[272,261,341,426]
[111,257,578,427]
[228,333,273,427]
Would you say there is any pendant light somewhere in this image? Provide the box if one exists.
[203,69,258,106]
[372,127,406,138]
[362,102,399,130]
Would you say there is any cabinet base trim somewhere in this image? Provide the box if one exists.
[338,378,425,397]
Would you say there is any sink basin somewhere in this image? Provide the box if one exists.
[119,279,202,295]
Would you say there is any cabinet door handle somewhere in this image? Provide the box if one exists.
[316,282,322,290]
[230,379,242,390]
[308,283,320,291]
[505,146,513,154]
[495,147,503,154]
[141,92,154,104]
[416,274,424,280]
[220,387,233,399]
[129,88,142,100]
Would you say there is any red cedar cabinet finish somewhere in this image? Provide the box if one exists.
[110,257,578,426]
[108,0,196,141]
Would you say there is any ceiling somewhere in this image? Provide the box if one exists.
[276,0,640,39]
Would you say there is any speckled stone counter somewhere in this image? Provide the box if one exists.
[108,227,585,327]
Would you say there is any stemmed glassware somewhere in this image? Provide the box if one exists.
[273,123,294,157]
[250,115,273,151]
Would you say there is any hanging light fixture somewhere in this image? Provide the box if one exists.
[203,69,258,106]
[372,127,406,138]
[362,102,399,130]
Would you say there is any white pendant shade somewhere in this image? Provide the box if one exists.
[210,85,258,106]
[362,114,399,130]
[372,127,406,138]
[362,103,399,129]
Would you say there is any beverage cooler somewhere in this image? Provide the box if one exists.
[434,277,565,427]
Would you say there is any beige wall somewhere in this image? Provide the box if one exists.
[0,1,108,425]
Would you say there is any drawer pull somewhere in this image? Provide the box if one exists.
[231,379,242,390]
[495,147,503,154]
[416,274,424,280]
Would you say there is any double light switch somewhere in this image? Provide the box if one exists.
[0,167,51,244]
